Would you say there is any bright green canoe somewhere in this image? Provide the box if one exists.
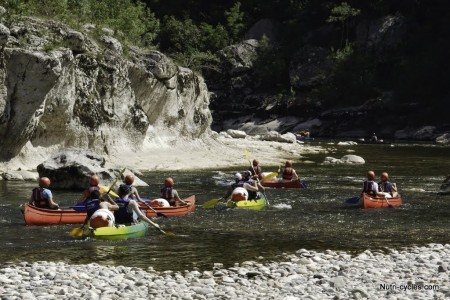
[85,222,149,241]
[226,193,268,211]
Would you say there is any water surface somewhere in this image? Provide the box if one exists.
[0,143,449,271]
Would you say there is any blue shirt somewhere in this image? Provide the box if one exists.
[41,188,52,199]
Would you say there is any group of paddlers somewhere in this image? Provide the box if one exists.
[221,160,300,202]
[29,174,189,230]
[362,170,398,198]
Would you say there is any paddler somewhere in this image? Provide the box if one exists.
[113,184,162,229]
[241,171,264,200]
[160,177,189,206]
[278,160,299,181]
[362,170,383,197]
[248,159,263,180]
[120,174,144,203]
[221,172,245,201]
[84,190,119,228]
[378,172,398,198]
[78,175,102,203]
[29,177,60,209]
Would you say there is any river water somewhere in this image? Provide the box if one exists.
[0,143,449,271]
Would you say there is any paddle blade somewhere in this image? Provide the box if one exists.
[202,198,221,209]
[244,148,251,164]
[345,197,360,204]
[300,181,308,189]
[69,227,84,237]
[261,172,278,182]
[162,230,176,237]
[100,186,119,198]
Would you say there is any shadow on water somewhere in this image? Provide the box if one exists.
[0,143,449,271]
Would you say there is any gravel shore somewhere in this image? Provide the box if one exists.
[1,244,449,299]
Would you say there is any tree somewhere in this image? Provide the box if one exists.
[327,2,360,46]
[225,2,245,43]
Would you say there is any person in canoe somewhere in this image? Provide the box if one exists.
[114,185,162,229]
[78,175,102,203]
[362,171,384,197]
[83,190,119,228]
[29,177,60,209]
[378,172,398,198]
[160,177,189,207]
[248,159,263,180]
[278,160,299,181]
[241,171,265,200]
[120,174,144,203]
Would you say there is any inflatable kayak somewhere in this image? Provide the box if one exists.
[226,193,268,210]
[84,222,149,241]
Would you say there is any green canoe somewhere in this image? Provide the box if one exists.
[226,193,268,211]
[85,222,149,241]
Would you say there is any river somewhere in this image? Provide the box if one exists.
[0,143,449,271]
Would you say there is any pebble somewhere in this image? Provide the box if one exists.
[0,244,448,299]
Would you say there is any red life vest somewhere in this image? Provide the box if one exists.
[282,167,294,180]
[31,188,50,208]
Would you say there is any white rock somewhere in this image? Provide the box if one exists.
[341,155,365,164]
[226,129,247,139]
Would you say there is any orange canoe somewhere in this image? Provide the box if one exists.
[138,195,196,217]
[362,193,402,209]
[261,179,305,189]
[22,195,196,225]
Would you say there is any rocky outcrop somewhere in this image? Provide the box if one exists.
[36,149,146,189]
[289,46,333,89]
[0,15,212,161]
[324,155,365,165]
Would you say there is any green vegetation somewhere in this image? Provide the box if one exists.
[2,0,449,115]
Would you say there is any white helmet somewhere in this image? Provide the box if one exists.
[234,173,242,181]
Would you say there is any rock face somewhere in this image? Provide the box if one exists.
[37,149,113,189]
[0,16,212,161]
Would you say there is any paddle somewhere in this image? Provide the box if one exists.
[260,172,278,183]
[202,198,223,209]
[384,196,394,208]
[345,197,360,204]
[69,168,126,237]
[245,149,270,206]
[139,200,168,218]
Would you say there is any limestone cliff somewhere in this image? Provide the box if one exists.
[0,16,211,161]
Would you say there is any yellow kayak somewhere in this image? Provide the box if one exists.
[226,193,267,211]
[84,222,149,241]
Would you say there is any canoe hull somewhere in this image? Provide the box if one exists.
[226,194,267,210]
[362,193,402,209]
[261,179,303,189]
[22,195,196,225]
[22,204,86,225]
[86,222,148,241]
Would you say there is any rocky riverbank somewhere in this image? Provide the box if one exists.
[1,244,448,299]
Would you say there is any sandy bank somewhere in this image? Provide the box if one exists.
[0,136,328,173]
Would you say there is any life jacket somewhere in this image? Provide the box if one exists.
[363,181,377,196]
[31,187,51,209]
[124,184,135,199]
[243,179,258,200]
[161,187,175,200]
[379,181,394,194]
[231,187,248,201]
[249,166,262,179]
[282,167,294,180]
[85,198,101,219]
[82,185,101,200]
[114,197,133,224]
[231,181,244,189]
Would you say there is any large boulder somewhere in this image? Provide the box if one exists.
[260,131,296,143]
[413,126,436,140]
[356,14,407,55]
[289,46,333,89]
[436,133,450,145]
[226,129,247,139]
[323,155,365,165]
[0,23,9,47]
[37,149,114,189]
[1,170,39,181]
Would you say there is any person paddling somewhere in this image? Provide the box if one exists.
[378,172,398,198]
[120,174,144,203]
[83,190,119,228]
[248,159,263,180]
[160,177,189,206]
[278,160,299,181]
[29,177,59,209]
[241,171,264,200]
[362,171,384,197]
[78,175,102,203]
[114,185,163,229]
